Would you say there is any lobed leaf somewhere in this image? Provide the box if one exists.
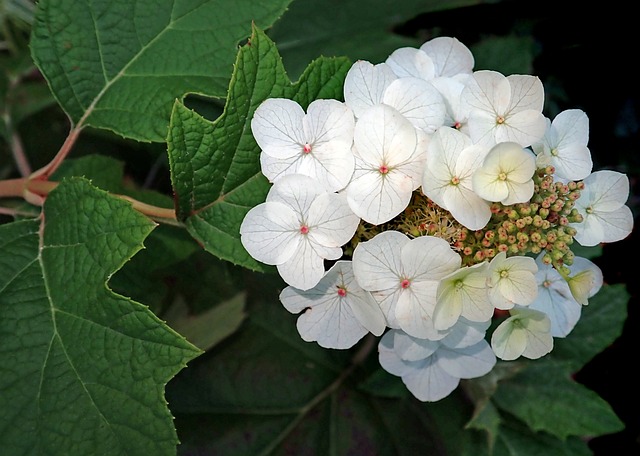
[30,0,293,141]
[269,0,490,79]
[167,25,351,270]
[167,273,491,455]
[0,178,202,456]
[492,360,624,440]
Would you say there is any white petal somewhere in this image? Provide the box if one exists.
[472,167,509,202]
[443,185,492,230]
[344,60,397,118]
[279,261,384,348]
[491,317,528,360]
[420,36,474,77]
[383,78,446,133]
[353,104,418,167]
[277,238,327,290]
[495,110,546,147]
[385,47,436,80]
[352,230,407,291]
[266,174,325,216]
[551,143,593,181]
[393,330,440,361]
[462,70,511,116]
[251,98,307,159]
[529,256,581,337]
[594,205,634,243]
[346,161,414,224]
[437,340,496,379]
[435,263,492,329]
[395,281,441,339]
[505,74,545,113]
[585,170,630,211]
[306,192,360,247]
[239,202,300,265]
[378,331,413,376]
[402,236,461,281]
[401,356,460,402]
[440,317,490,349]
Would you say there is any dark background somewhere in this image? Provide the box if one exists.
[403,1,640,454]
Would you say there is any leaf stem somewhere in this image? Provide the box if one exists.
[0,177,178,223]
[29,125,82,181]
[257,334,376,456]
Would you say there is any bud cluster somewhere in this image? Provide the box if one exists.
[350,166,584,274]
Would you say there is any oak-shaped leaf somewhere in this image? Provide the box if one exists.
[0,177,202,456]
[167,24,351,270]
[30,0,292,141]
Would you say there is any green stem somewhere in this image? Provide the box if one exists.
[0,177,178,223]
[257,335,376,456]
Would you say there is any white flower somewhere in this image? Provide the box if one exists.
[352,230,461,339]
[343,60,398,118]
[420,36,474,78]
[343,61,446,133]
[461,70,546,147]
[472,141,536,205]
[239,174,360,290]
[528,253,582,337]
[382,78,446,134]
[439,317,491,349]
[566,256,603,306]
[386,47,436,80]
[251,98,355,192]
[491,307,553,360]
[430,76,471,131]
[532,109,592,181]
[379,329,496,402]
[486,251,538,310]
[422,126,492,230]
[433,262,492,330]
[385,36,474,80]
[346,104,426,224]
[570,170,634,246]
[279,261,386,349]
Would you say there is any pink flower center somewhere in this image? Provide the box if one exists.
[379,165,389,174]
[337,287,347,297]
[303,143,312,154]
[401,279,411,289]
[300,225,309,235]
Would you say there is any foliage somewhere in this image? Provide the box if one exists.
[0,0,632,455]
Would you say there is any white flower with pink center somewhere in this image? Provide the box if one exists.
[352,230,461,339]
[279,261,386,349]
[251,98,356,192]
[461,70,546,148]
[345,104,426,225]
[239,174,360,290]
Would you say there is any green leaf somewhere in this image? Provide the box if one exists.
[167,273,491,455]
[167,25,351,270]
[30,0,293,141]
[492,360,624,440]
[0,177,202,456]
[51,154,126,192]
[269,0,489,79]
[163,292,246,352]
[492,420,591,456]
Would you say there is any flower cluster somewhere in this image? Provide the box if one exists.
[240,37,633,402]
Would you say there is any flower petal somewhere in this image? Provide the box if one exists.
[251,98,307,159]
[344,60,397,118]
[239,201,300,265]
[385,47,436,80]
